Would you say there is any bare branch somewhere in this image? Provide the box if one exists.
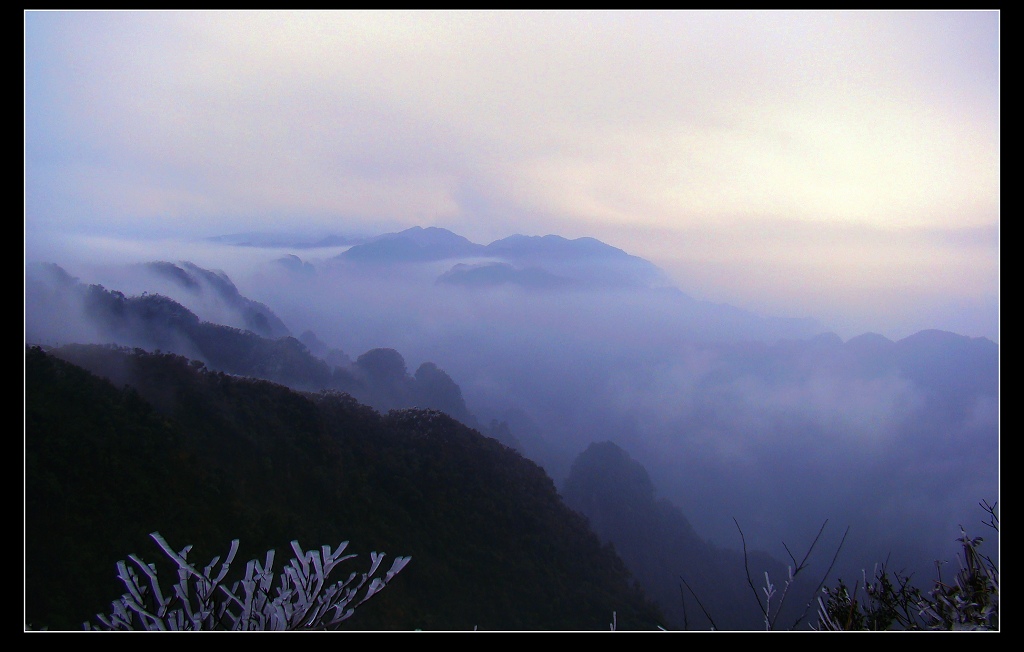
[980,499,999,532]
[678,581,689,631]
[679,575,718,631]
[789,524,848,630]
[733,517,768,620]
[768,519,831,629]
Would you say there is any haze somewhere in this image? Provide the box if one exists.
[24,11,999,621]
[24,10,999,342]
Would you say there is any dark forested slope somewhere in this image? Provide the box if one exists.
[25,345,663,631]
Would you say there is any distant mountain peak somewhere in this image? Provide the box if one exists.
[484,233,629,259]
[338,226,485,263]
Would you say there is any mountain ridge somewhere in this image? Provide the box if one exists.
[24,255,998,630]
[199,225,998,344]
[26,344,665,630]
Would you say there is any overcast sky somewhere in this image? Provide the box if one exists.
[24,10,999,342]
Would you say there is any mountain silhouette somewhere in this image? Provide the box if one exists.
[338,226,485,263]
[26,345,665,630]
[562,441,816,631]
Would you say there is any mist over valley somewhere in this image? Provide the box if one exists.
[25,226,999,629]
[24,10,1000,630]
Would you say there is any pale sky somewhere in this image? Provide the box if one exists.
[24,10,999,342]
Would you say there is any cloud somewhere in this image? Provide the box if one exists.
[25,233,998,589]
[25,10,999,342]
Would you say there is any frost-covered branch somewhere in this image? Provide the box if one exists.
[86,532,410,631]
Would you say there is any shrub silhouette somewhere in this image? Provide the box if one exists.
[814,500,998,631]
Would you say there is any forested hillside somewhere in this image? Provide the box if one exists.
[562,442,814,630]
[25,345,663,631]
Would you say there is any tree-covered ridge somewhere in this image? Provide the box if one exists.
[26,262,484,433]
[25,345,664,631]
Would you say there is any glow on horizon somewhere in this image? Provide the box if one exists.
[24,10,999,341]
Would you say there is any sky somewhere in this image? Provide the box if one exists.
[24,10,1000,342]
